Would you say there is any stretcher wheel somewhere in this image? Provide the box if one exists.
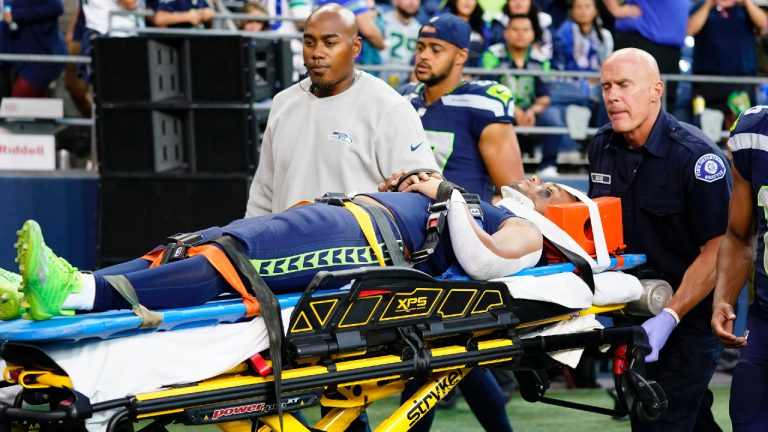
[634,401,661,423]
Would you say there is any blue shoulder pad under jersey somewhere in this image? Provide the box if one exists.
[443,80,515,121]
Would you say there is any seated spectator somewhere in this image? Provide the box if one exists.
[491,0,553,61]
[3,0,66,98]
[153,0,215,28]
[357,0,386,70]
[553,0,612,73]
[380,0,421,87]
[63,2,91,117]
[260,0,311,79]
[444,0,490,68]
[551,0,612,126]
[487,14,564,177]
[688,0,767,129]
[239,0,269,31]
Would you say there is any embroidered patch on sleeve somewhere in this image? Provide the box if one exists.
[694,153,726,183]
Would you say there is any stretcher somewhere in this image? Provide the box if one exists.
[0,196,669,431]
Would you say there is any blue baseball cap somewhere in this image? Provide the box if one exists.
[418,13,471,50]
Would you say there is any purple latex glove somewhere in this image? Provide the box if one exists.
[641,310,678,362]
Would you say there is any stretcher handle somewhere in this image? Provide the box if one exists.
[0,405,68,421]
[301,267,435,297]
[519,325,649,355]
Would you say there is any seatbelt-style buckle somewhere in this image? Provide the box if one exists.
[463,193,484,222]
[315,192,351,207]
[427,200,450,213]
[409,247,434,263]
[159,233,205,265]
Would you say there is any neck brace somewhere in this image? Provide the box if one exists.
[500,185,534,209]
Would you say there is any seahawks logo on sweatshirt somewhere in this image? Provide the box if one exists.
[330,131,353,145]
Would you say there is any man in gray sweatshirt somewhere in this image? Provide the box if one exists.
[246,4,439,216]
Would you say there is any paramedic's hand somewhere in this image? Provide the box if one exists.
[404,177,442,200]
[378,169,442,192]
[712,301,748,349]
[641,310,677,363]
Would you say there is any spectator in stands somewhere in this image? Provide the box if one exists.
[239,0,269,31]
[553,0,612,73]
[491,0,553,61]
[78,0,142,115]
[3,0,66,97]
[602,0,685,112]
[153,0,215,28]
[443,0,490,67]
[261,0,311,79]
[357,0,386,69]
[688,0,767,129]
[380,0,421,87]
[315,0,387,54]
[552,0,613,127]
[63,2,91,117]
[487,14,564,177]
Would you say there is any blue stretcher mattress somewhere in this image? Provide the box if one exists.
[0,255,645,342]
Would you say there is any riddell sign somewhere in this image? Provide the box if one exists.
[0,134,55,170]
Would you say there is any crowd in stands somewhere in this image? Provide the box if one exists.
[1,0,767,174]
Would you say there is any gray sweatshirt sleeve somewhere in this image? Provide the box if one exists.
[374,101,439,177]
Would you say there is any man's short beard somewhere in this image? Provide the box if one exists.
[396,6,417,18]
[419,66,451,87]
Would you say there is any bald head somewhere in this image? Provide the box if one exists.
[306,3,358,37]
[600,48,664,147]
[604,48,660,82]
[302,3,362,97]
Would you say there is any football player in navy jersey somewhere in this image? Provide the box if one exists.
[400,13,524,202]
[712,105,768,431]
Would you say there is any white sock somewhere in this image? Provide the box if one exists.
[62,273,95,310]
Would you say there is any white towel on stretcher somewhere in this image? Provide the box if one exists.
[499,270,642,309]
[24,272,640,431]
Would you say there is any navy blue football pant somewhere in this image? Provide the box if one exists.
[92,254,230,311]
[630,313,723,432]
[729,309,768,431]
[401,368,513,432]
[90,203,399,311]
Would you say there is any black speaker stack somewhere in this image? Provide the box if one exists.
[93,35,281,266]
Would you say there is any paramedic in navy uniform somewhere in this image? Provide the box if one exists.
[711,105,768,431]
[588,48,731,432]
[400,13,524,202]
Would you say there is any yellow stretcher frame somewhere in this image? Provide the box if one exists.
[1,305,626,432]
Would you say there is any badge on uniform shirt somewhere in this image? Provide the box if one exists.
[694,153,726,183]
[591,173,611,185]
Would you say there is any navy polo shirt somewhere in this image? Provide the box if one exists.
[588,110,732,319]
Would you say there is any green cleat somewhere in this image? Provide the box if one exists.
[16,220,82,320]
[0,268,22,320]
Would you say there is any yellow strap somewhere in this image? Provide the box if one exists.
[342,201,386,267]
